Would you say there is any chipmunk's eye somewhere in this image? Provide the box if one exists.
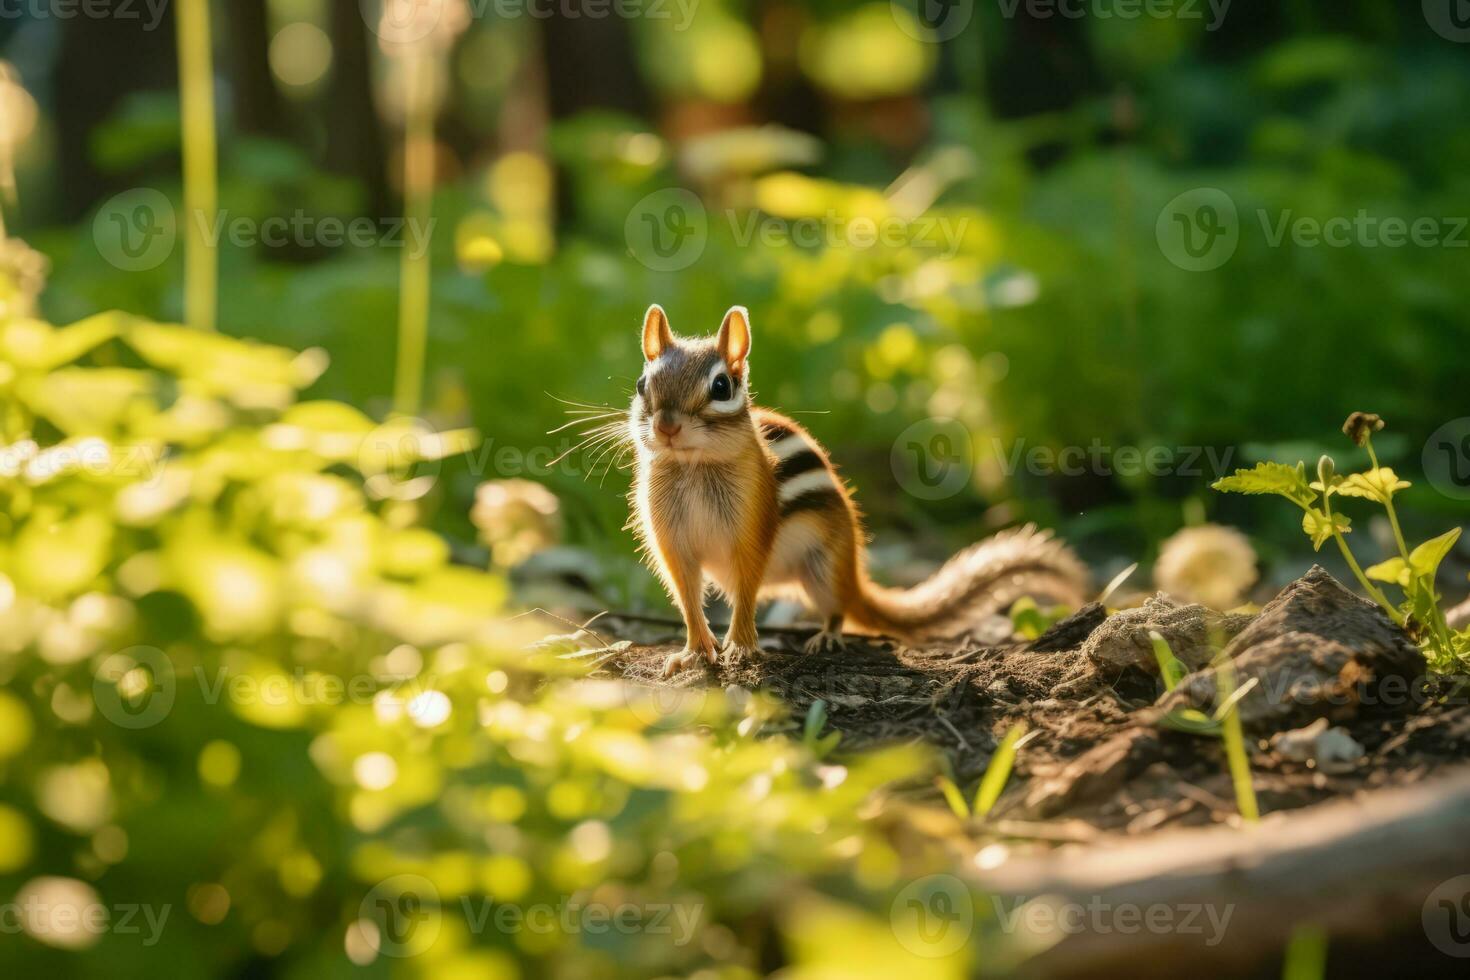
[636,375,647,398]
[710,373,732,402]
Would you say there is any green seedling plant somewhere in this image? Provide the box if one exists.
[1213,413,1468,671]
[803,699,843,759]
[1153,634,1261,823]
[935,722,1035,819]
[1009,596,1073,640]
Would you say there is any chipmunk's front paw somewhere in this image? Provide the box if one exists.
[802,628,848,655]
[662,632,719,678]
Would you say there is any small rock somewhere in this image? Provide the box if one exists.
[1271,718,1364,773]
[1153,567,1422,734]
[1080,594,1253,673]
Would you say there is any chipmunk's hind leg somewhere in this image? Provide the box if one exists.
[797,546,849,655]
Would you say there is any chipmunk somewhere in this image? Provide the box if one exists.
[628,304,1090,677]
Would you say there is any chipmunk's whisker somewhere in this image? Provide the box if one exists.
[547,393,621,412]
[549,421,629,468]
[547,412,623,435]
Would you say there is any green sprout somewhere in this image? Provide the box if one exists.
[1153,634,1260,823]
[803,699,842,759]
[934,722,1034,820]
[1213,413,1468,670]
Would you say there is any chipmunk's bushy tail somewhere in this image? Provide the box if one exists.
[846,524,1089,638]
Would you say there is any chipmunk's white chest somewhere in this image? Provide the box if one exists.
[640,460,742,586]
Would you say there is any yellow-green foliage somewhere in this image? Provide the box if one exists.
[0,307,974,978]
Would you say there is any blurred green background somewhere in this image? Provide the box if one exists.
[2,1,1469,977]
[8,0,1469,581]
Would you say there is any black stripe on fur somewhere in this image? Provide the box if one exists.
[774,449,824,482]
[780,488,842,518]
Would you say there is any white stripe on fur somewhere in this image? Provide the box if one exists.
[778,468,834,502]
[768,434,809,459]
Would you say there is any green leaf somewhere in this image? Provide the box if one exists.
[1212,461,1315,507]
[1302,508,1350,551]
[804,700,829,744]
[1336,467,1411,503]
[935,776,969,819]
[1408,528,1461,583]
[1364,557,1409,586]
[1149,630,1187,691]
[973,723,1029,817]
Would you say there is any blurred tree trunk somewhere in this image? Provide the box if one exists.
[325,0,391,215]
[539,11,650,228]
[224,0,286,136]
[53,13,178,221]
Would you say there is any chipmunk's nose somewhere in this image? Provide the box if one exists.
[655,417,683,441]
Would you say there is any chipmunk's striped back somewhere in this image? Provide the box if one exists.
[759,415,847,519]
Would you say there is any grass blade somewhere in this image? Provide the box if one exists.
[1215,659,1260,823]
[974,723,1030,817]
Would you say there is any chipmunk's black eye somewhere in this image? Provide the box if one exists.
[710,373,732,402]
[636,375,647,398]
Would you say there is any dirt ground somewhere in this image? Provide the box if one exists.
[592,566,1470,834]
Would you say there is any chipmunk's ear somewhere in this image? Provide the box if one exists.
[716,306,751,372]
[642,304,673,361]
